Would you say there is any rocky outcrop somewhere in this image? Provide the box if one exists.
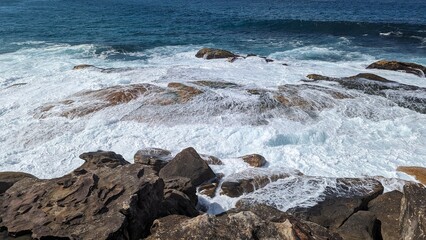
[399,183,426,239]
[0,172,36,194]
[397,166,426,185]
[221,168,302,197]
[195,48,237,59]
[368,190,403,240]
[134,148,172,172]
[288,178,384,230]
[159,147,216,187]
[240,154,267,167]
[335,211,380,240]
[0,150,164,240]
[306,73,426,114]
[367,60,426,77]
[147,204,341,240]
[160,177,199,218]
[200,154,223,165]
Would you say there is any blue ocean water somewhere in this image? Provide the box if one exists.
[1,0,425,62]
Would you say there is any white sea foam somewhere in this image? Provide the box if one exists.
[0,43,425,211]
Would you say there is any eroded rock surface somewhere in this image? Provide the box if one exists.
[397,166,426,185]
[240,154,267,167]
[400,183,426,240]
[367,60,426,77]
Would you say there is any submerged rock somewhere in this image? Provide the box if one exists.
[159,147,216,187]
[0,151,164,240]
[195,48,237,59]
[367,60,426,77]
[147,204,341,240]
[397,166,426,185]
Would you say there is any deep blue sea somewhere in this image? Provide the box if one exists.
[1,0,425,62]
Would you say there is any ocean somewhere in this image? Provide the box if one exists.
[0,0,425,213]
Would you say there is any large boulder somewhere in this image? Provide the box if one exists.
[368,190,403,240]
[287,178,384,230]
[0,151,164,240]
[147,204,341,240]
[159,147,216,187]
[335,211,380,240]
[240,154,267,167]
[399,183,426,239]
[195,48,237,60]
[134,148,172,172]
[367,60,426,77]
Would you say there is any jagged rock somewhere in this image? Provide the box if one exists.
[306,73,426,114]
[0,172,36,194]
[397,166,426,185]
[336,211,380,240]
[147,204,341,240]
[72,64,95,70]
[163,177,197,206]
[400,183,426,239]
[221,168,302,197]
[197,174,223,198]
[367,60,426,77]
[134,148,172,171]
[200,154,223,165]
[0,151,164,240]
[159,147,216,187]
[368,190,403,240]
[240,154,267,167]
[195,48,237,59]
[160,188,199,218]
[288,178,384,230]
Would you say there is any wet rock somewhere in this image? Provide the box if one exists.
[200,154,223,165]
[160,184,199,218]
[335,211,379,240]
[147,204,341,240]
[163,177,197,206]
[159,147,216,187]
[367,60,426,77]
[399,183,426,239]
[0,152,164,240]
[397,166,426,185]
[288,178,384,230]
[191,80,239,89]
[134,148,172,172]
[166,82,204,103]
[72,64,95,70]
[227,56,238,63]
[221,168,302,197]
[0,172,36,194]
[195,48,237,59]
[368,190,403,240]
[197,174,223,198]
[240,154,267,167]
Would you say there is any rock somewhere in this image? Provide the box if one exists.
[159,147,216,187]
[397,166,426,185]
[0,151,164,240]
[191,80,239,89]
[0,172,36,194]
[200,154,223,165]
[72,64,95,70]
[147,204,341,240]
[287,178,384,230]
[227,56,238,63]
[306,74,334,81]
[166,82,204,103]
[134,148,172,171]
[240,154,267,167]
[195,48,237,59]
[221,168,302,197]
[163,177,197,206]
[399,183,426,239]
[197,174,223,198]
[368,190,403,240]
[336,211,379,240]
[160,188,199,218]
[367,60,426,77]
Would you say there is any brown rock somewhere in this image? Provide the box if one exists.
[195,48,237,59]
[336,211,380,240]
[240,154,267,167]
[399,183,426,239]
[397,166,426,185]
[367,60,426,77]
[159,147,216,187]
[306,74,334,81]
[72,64,95,70]
[191,81,239,89]
[0,151,164,240]
[134,148,172,171]
[368,190,403,240]
[167,83,203,103]
[0,172,36,194]
[200,154,223,165]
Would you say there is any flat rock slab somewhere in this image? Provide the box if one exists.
[367,60,426,77]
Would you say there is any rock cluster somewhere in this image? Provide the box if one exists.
[0,147,425,239]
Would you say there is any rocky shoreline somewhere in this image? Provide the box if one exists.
[0,146,425,240]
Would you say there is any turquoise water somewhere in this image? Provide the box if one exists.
[1,0,425,62]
